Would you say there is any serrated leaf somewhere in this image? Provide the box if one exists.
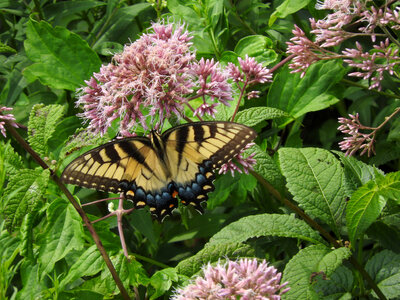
[235,107,289,127]
[38,198,85,275]
[99,252,148,294]
[175,242,254,277]
[149,268,179,300]
[2,169,50,231]
[282,244,331,300]
[313,265,354,299]
[59,244,104,289]
[28,104,65,157]
[208,213,325,245]
[20,213,34,259]
[334,151,382,195]
[246,144,285,193]
[2,141,24,177]
[346,180,386,244]
[316,247,352,276]
[278,148,346,231]
[59,128,110,163]
[24,19,101,90]
[377,171,400,201]
[267,61,345,126]
[366,250,400,299]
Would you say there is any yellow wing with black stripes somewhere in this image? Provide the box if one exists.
[61,121,257,219]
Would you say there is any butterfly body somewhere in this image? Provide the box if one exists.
[61,121,256,219]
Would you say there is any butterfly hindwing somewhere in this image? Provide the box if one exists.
[162,122,257,210]
[61,121,257,219]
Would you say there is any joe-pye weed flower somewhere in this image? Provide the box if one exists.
[172,258,289,300]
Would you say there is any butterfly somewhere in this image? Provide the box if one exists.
[61,121,257,219]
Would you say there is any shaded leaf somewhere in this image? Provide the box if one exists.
[149,268,179,300]
[366,250,400,299]
[267,62,345,126]
[269,0,312,26]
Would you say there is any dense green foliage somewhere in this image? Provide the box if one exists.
[1,0,399,299]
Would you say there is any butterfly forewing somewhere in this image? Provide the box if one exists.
[61,138,169,194]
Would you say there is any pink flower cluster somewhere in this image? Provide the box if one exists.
[338,113,375,156]
[286,0,400,89]
[0,106,17,137]
[77,22,232,136]
[173,258,289,300]
[219,143,256,176]
[227,55,272,99]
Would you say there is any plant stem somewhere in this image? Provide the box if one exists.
[4,121,132,300]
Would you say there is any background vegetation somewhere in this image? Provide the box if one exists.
[0,0,399,299]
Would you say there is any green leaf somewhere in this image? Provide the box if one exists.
[282,244,331,299]
[208,213,325,245]
[1,141,24,178]
[2,169,50,231]
[60,245,104,289]
[20,213,35,259]
[0,41,16,53]
[313,266,354,299]
[24,19,102,90]
[334,151,382,195]
[92,4,151,52]
[366,250,400,299]
[316,247,352,277]
[267,61,345,125]
[149,268,179,300]
[38,198,85,275]
[234,35,278,65]
[346,180,386,244]
[43,1,106,27]
[99,252,148,294]
[278,148,347,231]
[246,144,285,193]
[15,262,46,300]
[377,171,400,201]
[0,228,20,263]
[27,104,65,157]
[269,0,312,26]
[235,107,289,127]
[175,242,254,277]
[128,209,157,247]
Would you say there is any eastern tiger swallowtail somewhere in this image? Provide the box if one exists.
[61,121,257,219]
